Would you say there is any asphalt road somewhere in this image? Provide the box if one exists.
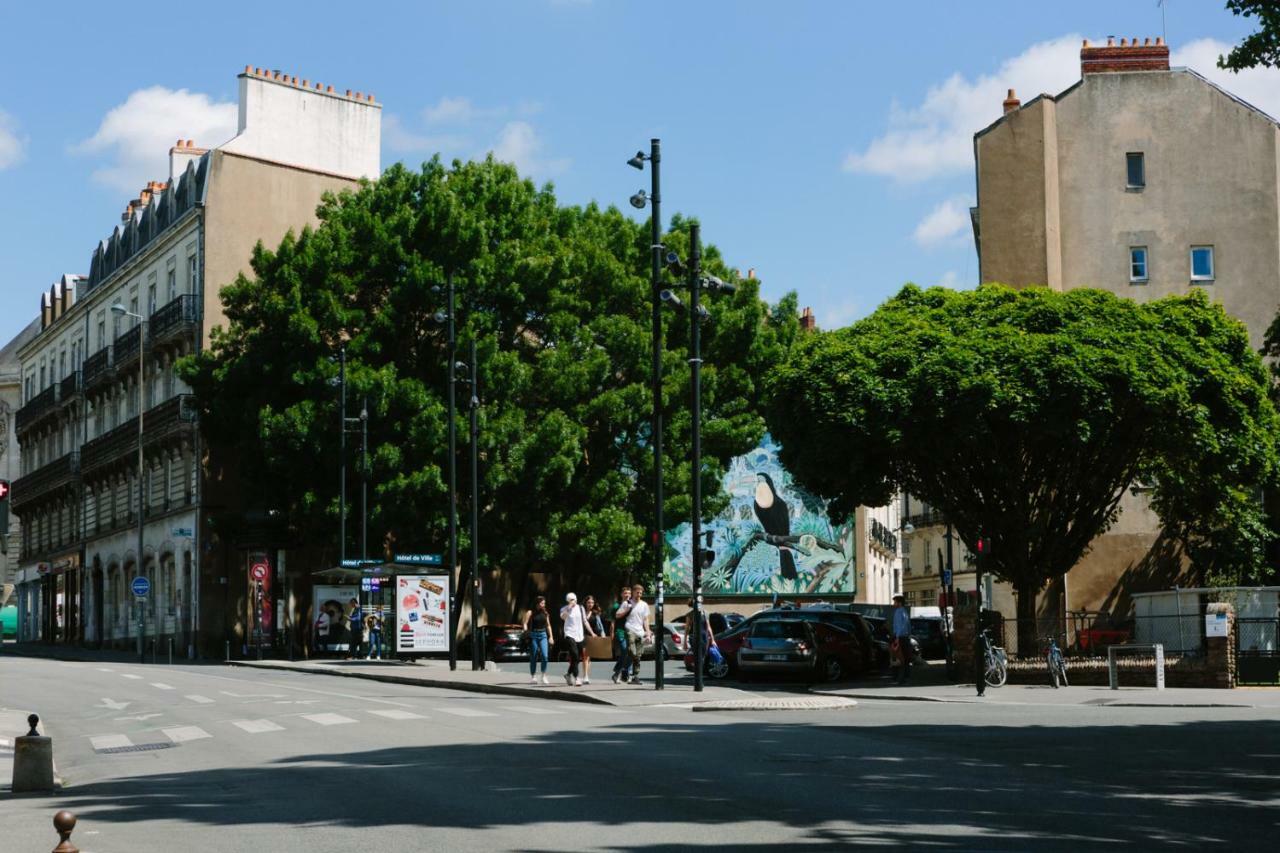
[2,656,1277,851]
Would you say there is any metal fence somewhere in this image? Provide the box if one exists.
[995,613,1204,659]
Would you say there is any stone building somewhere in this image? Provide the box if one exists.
[9,67,381,655]
[1,318,40,625]
[969,37,1277,628]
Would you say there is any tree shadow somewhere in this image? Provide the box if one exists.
[47,717,1277,848]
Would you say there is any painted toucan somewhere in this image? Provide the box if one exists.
[753,473,797,579]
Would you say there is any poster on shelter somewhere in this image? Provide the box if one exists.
[663,433,855,597]
[396,575,451,653]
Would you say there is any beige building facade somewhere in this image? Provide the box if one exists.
[971,38,1260,627]
[10,67,380,654]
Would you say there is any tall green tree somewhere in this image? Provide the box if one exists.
[1218,0,1280,71]
[180,157,799,613]
[765,284,1279,641]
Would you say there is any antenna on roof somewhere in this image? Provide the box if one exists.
[1158,0,1167,45]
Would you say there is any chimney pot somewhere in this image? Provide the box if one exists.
[176,138,183,148]
[1002,88,1021,113]
[244,64,251,74]
[185,139,193,148]
[327,85,335,93]
[1144,37,1151,46]
[1107,37,1115,46]
[253,67,261,75]
[302,79,309,87]
[747,268,756,279]
[1156,36,1164,45]
[1083,39,1089,47]
[346,89,353,97]
[367,93,375,102]
[355,92,362,100]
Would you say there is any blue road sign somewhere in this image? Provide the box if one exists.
[131,576,151,597]
[942,570,953,587]
[394,553,442,566]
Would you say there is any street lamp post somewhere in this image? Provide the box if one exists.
[433,273,463,670]
[628,139,666,689]
[468,337,482,671]
[688,223,705,692]
[111,303,146,664]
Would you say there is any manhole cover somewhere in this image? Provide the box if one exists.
[98,742,175,754]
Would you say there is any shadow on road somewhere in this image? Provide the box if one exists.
[40,715,1278,848]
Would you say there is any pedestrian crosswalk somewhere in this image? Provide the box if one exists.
[85,701,636,752]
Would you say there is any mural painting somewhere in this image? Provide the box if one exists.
[663,434,856,597]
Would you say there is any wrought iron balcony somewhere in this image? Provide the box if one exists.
[113,324,142,368]
[59,370,82,404]
[15,385,59,435]
[150,295,197,348]
[81,416,139,475]
[144,393,197,444]
[9,451,80,512]
[82,346,113,391]
[80,394,197,476]
[906,508,948,529]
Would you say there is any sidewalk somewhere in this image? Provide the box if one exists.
[229,657,769,708]
[0,708,60,793]
[814,679,1280,708]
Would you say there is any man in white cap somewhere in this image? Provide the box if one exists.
[560,593,587,686]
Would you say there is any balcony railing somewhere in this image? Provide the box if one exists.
[113,324,142,368]
[80,394,197,475]
[59,369,82,404]
[906,508,948,529]
[81,416,139,475]
[82,346,113,390]
[150,294,197,346]
[9,451,80,512]
[14,384,58,434]
[869,517,898,554]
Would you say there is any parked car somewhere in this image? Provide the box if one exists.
[736,618,867,682]
[910,617,950,660]
[863,615,922,668]
[486,624,529,661]
[684,607,875,679]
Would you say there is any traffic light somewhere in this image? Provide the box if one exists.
[975,536,991,556]
[0,479,10,552]
[699,530,715,569]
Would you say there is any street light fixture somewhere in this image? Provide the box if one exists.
[626,138,668,689]
[111,302,147,664]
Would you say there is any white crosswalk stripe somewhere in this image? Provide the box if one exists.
[579,706,632,714]
[91,734,133,751]
[96,668,114,673]
[302,713,357,726]
[367,709,426,720]
[163,726,212,743]
[231,719,285,734]
[120,674,143,680]
[432,706,498,718]
[503,705,564,716]
[151,683,175,690]
[185,695,215,704]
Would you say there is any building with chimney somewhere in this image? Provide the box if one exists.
[969,37,1278,630]
[10,68,381,655]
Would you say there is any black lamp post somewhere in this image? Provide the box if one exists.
[627,139,666,689]
[467,336,482,671]
[434,273,460,670]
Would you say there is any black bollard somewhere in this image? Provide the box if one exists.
[52,810,78,853]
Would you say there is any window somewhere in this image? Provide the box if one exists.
[187,255,198,294]
[129,296,138,324]
[1130,247,1149,282]
[1191,246,1214,281]
[148,282,156,316]
[1126,152,1145,188]
[167,268,177,302]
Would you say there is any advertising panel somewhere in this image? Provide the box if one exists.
[396,575,450,653]
[313,584,357,653]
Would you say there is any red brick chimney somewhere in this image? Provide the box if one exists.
[1080,36,1169,75]
[800,306,816,332]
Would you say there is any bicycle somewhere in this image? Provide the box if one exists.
[978,628,1008,688]
[1043,634,1069,688]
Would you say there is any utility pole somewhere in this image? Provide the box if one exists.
[468,337,481,671]
[339,346,347,567]
[689,223,704,693]
[446,272,459,670]
[648,138,665,690]
[360,394,369,634]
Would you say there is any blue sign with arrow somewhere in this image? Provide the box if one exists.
[131,576,151,597]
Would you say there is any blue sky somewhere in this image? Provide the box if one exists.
[0,0,1274,345]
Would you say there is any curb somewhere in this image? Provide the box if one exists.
[226,660,614,706]
[692,696,858,712]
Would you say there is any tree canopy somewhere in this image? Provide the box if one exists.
[1218,0,1280,71]
[179,157,799,612]
[765,284,1280,617]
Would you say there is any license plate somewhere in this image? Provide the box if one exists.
[763,654,788,661]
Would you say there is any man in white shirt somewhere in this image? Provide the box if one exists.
[624,584,652,685]
[560,592,588,686]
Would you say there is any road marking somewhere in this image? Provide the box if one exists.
[432,706,498,718]
[219,690,286,699]
[302,713,357,726]
[115,714,162,722]
[120,674,144,680]
[96,668,114,673]
[185,695,215,704]
[163,726,212,743]
[97,698,130,711]
[150,683,175,690]
[655,703,696,709]
[367,709,426,721]
[503,705,564,716]
[579,706,631,714]
[231,719,285,734]
[197,670,414,707]
[90,734,133,751]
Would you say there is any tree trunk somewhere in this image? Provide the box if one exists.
[1014,578,1041,660]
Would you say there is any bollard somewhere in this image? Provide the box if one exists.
[52,810,78,853]
[225,640,230,662]
[12,713,55,793]
[168,638,173,666]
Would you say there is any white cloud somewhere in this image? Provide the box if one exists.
[1172,38,1280,119]
[75,86,236,192]
[817,298,863,330]
[914,197,973,248]
[0,108,25,170]
[938,270,962,289]
[384,113,467,154]
[488,120,569,179]
[423,96,505,125]
[844,34,1083,181]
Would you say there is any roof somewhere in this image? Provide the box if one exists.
[0,317,41,378]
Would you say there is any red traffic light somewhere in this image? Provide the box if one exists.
[0,480,10,500]
[975,537,990,554]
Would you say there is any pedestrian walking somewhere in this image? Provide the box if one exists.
[624,583,653,685]
[523,595,554,685]
[611,586,633,684]
[559,593,594,686]
[892,594,912,685]
[346,598,364,660]
[684,599,715,666]
[581,596,606,684]
[366,613,383,660]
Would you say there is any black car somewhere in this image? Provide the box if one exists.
[910,617,950,660]
[688,606,876,677]
[863,615,923,668]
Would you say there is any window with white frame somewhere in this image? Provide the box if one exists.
[1191,246,1214,281]
[1126,152,1145,188]
[167,267,177,302]
[187,254,197,294]
[1130,247,1149,282]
